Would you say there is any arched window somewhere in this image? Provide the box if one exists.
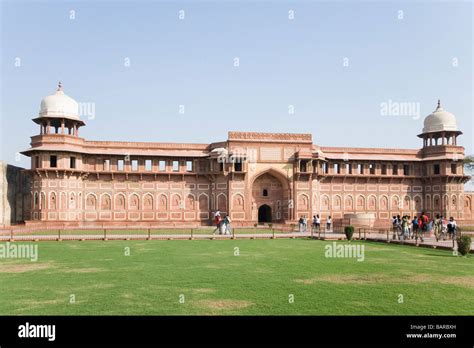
[34,192,39,209]
[129,194,140,210]
[144,194,154,210]
[262,189,268,197]
[40,192,46,209]
[86,194,97,210]
[186,194,195,210]
[50,192,57,210]
[217,194,227,212]
[158,194,168,211]
[70,193,76,209]
[101,194,112,210]
[115,194,125,210]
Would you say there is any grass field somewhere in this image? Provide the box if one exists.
[0,239,473,315]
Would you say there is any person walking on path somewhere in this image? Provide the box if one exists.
[447,217,457,242]
[434,214,442,242]
[411,216,419,240]
[212,212,222,235]
[416,212,428,243]
[224,215,232,235]
[298,216,304,232]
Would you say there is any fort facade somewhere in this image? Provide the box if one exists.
[11,84,473,228]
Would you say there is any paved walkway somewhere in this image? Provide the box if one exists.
[313,231,474,251]
[0,232,312,241]
[1,231,472,252]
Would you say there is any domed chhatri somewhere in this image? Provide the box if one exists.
[32,82,85,136]
[39,82,80,121]
[422,100,459,134]
[418,100,462,147]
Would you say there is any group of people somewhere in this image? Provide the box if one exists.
[298,214,332,233]
[392,212,457,242]
[212,211,232,235]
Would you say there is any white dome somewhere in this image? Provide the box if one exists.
[211,147,228,155]
[39,84,79,120]
[422,101,458,133]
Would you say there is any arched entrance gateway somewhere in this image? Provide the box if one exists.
[251,170,290,223]
[258,205,272,223]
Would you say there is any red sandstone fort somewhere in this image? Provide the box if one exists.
[0,84,473,228]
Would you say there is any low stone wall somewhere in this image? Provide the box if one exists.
[0,162,31,227]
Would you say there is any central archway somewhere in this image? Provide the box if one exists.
[258,204,272,223]
[251,169,290,223]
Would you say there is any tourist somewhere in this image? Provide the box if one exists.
[401,215,409,240]
[326,216,332,232]
[213,213,222,235]
[224,215,232,235]
[219,216,227,235]
[298,216,304,232]
[427,218,434,238]
[312,214,321,232]
[447,217,457,240]
[415,215,423,242]
[391,215,397,225]
[411,216,419,239]
[423,212,429,230]
[418,212,428,243]
[392,216,398,239]
[392,215,402,240]
[433,214,441,242]
[397,215,403,239]
[441,216,448,240]
[303,215,308,232]
[407,216,412,239]
[417,214,423,231]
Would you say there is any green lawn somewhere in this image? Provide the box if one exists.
[0,239,473,315]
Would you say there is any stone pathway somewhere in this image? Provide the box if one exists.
[0,232,312,241]
[316,231,474,251]
[0,230,472,252]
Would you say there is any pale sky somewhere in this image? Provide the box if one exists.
[1,0,472,169]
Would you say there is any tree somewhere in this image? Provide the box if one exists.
[464,155,474,168]
[464,155,474,189]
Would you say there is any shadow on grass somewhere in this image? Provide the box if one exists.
[424,253,456,258]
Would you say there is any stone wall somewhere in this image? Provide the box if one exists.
[28,172,221,224]
[0,161,31,227]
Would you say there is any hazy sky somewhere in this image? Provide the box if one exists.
[1,0,472,168]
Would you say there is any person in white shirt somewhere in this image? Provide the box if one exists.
[212,211,221,234]
[312,215,321,232]
[224,215,232,235]
[326,216,332,232]
[447,217,457,239]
